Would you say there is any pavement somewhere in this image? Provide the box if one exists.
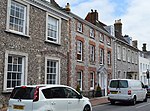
[90,96,109,106]
[0,96,109,111]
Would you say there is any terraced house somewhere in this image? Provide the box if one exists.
[113,19,139,79]
[0,0,70,106]
[68,10,114,96]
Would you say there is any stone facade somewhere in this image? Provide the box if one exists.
[0,0,70,106]
[113,20,139,79]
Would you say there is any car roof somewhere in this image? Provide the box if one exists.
[110,79,139,82]
[15,84,72,89]
[111,79,139,81]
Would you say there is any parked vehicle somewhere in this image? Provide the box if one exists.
[7,84,92,111]
[145,85,150,97]
[108,79,147,105]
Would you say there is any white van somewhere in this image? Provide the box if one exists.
[108,79,147,105]
[7,85,92,111]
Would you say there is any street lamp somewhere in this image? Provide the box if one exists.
[146,69,150,85]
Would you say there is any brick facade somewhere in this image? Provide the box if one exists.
[69,11,113,97]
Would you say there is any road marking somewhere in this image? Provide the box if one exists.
[136,103,150,109]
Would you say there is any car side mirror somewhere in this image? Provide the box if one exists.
[144,85,148,89]
[78,94,83,99]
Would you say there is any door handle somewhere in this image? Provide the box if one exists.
[51,102,56,105]
[68,101,72,104]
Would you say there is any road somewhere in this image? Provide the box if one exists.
[93,98,150,111]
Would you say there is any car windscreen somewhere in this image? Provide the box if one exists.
[110,80,128,88]
[10,87,35,99]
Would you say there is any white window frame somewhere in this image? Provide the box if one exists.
[46,13,61,44]
[6,0,29,36]
[77,71,83,90]
[100,48,104,65]
[107,36,111,45]
[90,72,95,90]
[77,22,83,33]
[132,51,134,63]
[135,52,138,64]
[99,33,104,42]
[117,70,121,79]
[77,40,83,61]
[45,57,60,84]
[122,47,126,61]
[3,50,28,91]
[127,49,131,62]
[90,28,94,38]
[107,51,111,65]
[90,45,95,62]
[117,45,121,60]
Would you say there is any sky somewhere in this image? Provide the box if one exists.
[50,0,150,50]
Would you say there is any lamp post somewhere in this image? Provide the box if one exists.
[146,69,149,85]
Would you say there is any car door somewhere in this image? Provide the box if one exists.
[64,87,83,111]
[42,87,68,111]
[141,82,147,99]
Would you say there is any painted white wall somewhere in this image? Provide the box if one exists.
[139,53,150,85]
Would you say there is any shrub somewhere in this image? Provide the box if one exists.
[95,84,102,97]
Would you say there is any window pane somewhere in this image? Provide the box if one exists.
[8,56,13,63]
[8,64,12,71]
[12,73,16,79]
[7,81,11,88]
[13,65,17,71]
[7,73,11,79]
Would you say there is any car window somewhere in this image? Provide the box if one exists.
[10,87,35,99]
[64,87,79,98]
[110,80,128,88]
[42,87,65,99]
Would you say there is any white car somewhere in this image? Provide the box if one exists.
[7,84,92,111]
[108,79,147,105]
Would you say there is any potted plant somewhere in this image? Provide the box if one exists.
[95,84,102,97]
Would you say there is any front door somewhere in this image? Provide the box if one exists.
[99,72,107,96]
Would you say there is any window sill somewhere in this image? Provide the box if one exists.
[45,40,61,46]
[77,60,83,63]
[100,41,104,43]
[2,90,12,94]
[77,30,83,34]
[90,36,95,40]
[90,61,95,65]
[5,30,30,38]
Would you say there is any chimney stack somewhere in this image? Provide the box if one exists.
[132,40,138,48]
[114,19,122,35]
[142,43,147,52]
[85,9,99,25]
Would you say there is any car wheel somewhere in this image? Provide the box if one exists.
[131,97,136,105]
[83,105,91,111]
[110,100,115,105]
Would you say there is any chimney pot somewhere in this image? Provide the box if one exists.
[65,3,71,12]
[142,43,147,52]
